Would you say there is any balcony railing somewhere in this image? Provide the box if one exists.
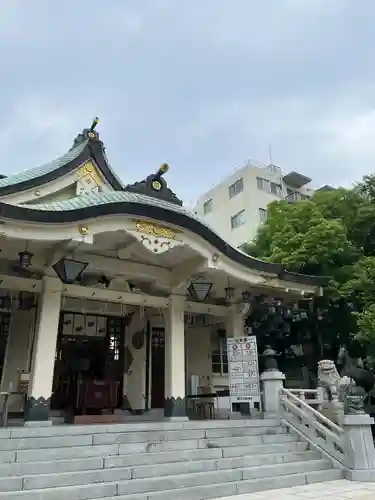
[285,191,310,203]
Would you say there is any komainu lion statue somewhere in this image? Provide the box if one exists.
[317,359,342,403]
[317,358,371,417]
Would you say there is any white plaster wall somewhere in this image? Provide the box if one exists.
[186,325,230,390]
[25,185,77,205]
[1,310,36,411]
[123,309,147,411]
[186,326,211,381]
[195,164,314,248]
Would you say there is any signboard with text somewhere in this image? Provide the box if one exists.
[227,336,260,405]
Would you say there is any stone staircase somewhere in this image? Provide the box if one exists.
[0,419,343,499]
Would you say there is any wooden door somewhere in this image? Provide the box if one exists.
[151,328,165,408]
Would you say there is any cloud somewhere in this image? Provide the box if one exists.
[0,0,375,200]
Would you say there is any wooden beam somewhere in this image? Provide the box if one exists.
[63,283,170,308]
[0,275,42,293]
[184,300,228,317]
[170,256,207,289]
[57,252,172,284]
[63,283,229,317]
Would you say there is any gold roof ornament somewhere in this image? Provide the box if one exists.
[159,163,169,174]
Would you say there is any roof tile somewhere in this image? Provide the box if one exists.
[0,141,88,188]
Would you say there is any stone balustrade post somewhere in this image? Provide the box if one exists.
[341,413,375,481]
[260,369,285,417]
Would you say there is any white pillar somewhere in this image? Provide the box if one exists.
[341,414,375,481]
[225,307,244,338]
[25,277,62,424]
[164,296,186,419]
[260,370,285,417]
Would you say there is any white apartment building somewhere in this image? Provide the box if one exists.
[194,162,315,248]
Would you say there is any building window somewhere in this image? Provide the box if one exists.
[203,199,213,214]
[212,338,228,375]
[256,177,270,193]
[229,178,244,198]
[270,182,282,196]
[231,209,245,230]
[259,208,268,223]
[257,177,282,197]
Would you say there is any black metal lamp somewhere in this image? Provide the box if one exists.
[18,248,33,268]
[241,290,251,303]
[224,286,235,301]
[224,276,235,302]
[52,258,88,284]
[188,279,213,302]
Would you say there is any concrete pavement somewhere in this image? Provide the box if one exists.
[217,480,375,500]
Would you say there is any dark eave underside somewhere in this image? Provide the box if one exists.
[0,200,327,287]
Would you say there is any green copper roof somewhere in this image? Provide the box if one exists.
[29,190,193,216]
[0,140,88,188]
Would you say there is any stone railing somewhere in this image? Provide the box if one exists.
[287,389,323,409]
[280,388,345,465]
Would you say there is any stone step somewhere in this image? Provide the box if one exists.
[105,448,319,471]
[115,459,333,496]
[1,436,307,464]
[0,432,300,463]
[106,469,343,500]
[221,441,309,457]
[94,431,296,449]
[2,419,279,440]
[236,468,343,496]
[0,443,319,477]
[0,460,336,499]
[0,451,322,490]
[0,425,287,452]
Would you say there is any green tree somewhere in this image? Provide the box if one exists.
[244,176,375,366]
[242,185,371,362]
[243,196,359,277]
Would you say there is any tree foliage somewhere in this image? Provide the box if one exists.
[243,177,375,360]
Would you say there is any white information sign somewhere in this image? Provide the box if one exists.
[227,336,260,405]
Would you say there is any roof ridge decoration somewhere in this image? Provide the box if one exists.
[70,117,101,151]
[124,163,183,206]
[0,118,124,196]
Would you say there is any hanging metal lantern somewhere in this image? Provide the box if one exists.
[52,258,88,284]
[18,250,33,268]
[188,279,213,302]
[224,286,235,301]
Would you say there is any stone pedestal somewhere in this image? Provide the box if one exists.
[341,413,375,481]
[260,370,285,417]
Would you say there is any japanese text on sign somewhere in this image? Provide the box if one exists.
[227,336,260,404]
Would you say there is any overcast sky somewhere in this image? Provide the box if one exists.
[1,1,374,205]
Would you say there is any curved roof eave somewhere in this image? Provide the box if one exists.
[0,139,123,197]
[0,198,328,288]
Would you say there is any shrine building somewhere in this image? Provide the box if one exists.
[0,119,325,425]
